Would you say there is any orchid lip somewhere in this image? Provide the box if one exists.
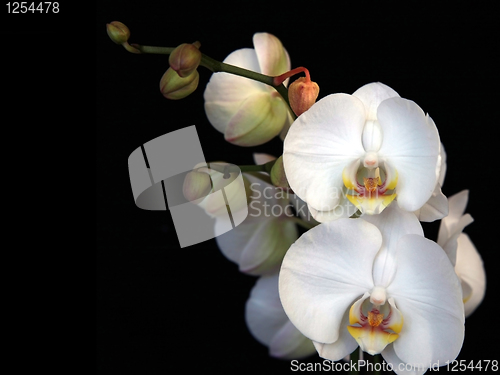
[347,291,403,355]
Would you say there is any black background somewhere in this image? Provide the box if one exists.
[96,2,498,374]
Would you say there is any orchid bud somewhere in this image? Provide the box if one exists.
[169,42,202,78]
[288,77,320,116]
[160,67,199,100]
[106,21,130,45]
[183,170,212,202]
[270,155,290,189]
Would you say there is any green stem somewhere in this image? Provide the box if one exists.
[350,348,360,375]
[373,354,382,375]
[205,160,275,178]
[289,216,317,231]
[129,43,295,119]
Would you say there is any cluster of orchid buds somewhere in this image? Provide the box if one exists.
[107,22,486,374]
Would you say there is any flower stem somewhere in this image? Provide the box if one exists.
[127,43,295,119]
[350,348,360,375]
[205,160,276,178]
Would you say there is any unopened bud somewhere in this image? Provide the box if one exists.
[288,77,320,116]
[270,155,290,189]
[183,170,212,202]
[106,21,130,45]
[169,42,202,78]
[160,67,199,100]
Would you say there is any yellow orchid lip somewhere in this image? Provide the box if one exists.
[342,161,398,215]
[348,293,403,355]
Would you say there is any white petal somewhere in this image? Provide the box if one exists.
[215,217,297,275]
[382,345,428,375]
[253,153,276,165]
[362,120,383,152]
[363,203,423,287]
[306,194,358,223]
[437,142,447,187]
[377,98,441,212]
[313,309,359,361]
[413,184,449,222]
[245,274,285,346]
[279,219,382,343]
[204,48,268,134]
[283,94,366,212]
[352,82,400,121]
[253,32,291,79]
[438,190,470,245]
[387,235,464,368]
[455,233,486,317]
[245,274,316,359]
[270,320,316,359]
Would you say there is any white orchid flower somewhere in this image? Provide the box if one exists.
[279,204,464,374]
[437,190,486,317]
[204,33,293,146]
[283,82,441,222]
[214,154,298,275]
[245,273,316,359]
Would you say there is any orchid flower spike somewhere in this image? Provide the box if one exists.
[283,82,441,222]
[279,204,464,374]
[437,190,486,317]
[204,33,293,146]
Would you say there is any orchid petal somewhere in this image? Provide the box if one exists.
[253,32,291,80]
[437,142,447,187]
[455,233,486,317]
[215,216,297,275]
[437,190,470,244]
[387,235,464,368]
[283,94,366,212]
[204,49,265,134]
[253,153,276,165]
[377,98,440,212]
[413,184,448,222]
[363,204,423,287]
[221,91,287,146]
[279,219,382,343]
[307,193,358,223]
[270,320,316,359]
[313,308,359,361]
[382,345,428,375]
[245,274,315,359]
[352,82,400,121]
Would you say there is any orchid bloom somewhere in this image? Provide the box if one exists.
[204,33,293,146]
[214,154,298,275]
[245,273,316,359]
[279,204,464,374]
[283,82,441,222]
[437,190,486,317]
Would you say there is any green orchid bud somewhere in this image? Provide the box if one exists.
[159,67,199,100]
[270,155,290,189]
[106,21,130,45]
[183,170,213,202]
[288,77,320,116]
[169,42,202,78]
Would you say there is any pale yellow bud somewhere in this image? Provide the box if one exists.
[159,67,199,100]
[183,170,212,202]
[106,21,130,45]
[270,155,290,189]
